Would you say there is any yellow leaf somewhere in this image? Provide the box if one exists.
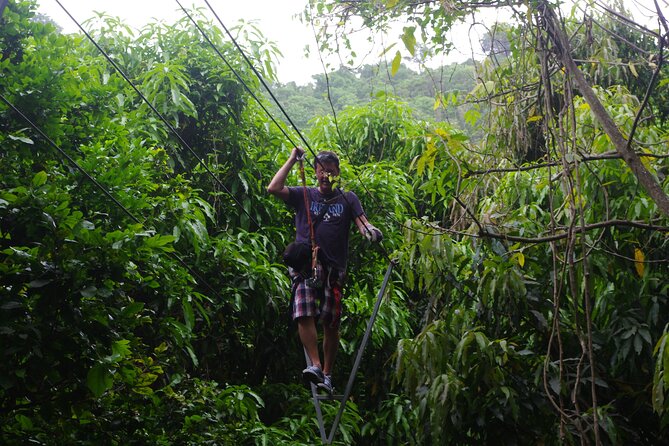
[433,95,442,110]
[526,115,543,123]
[434,127,450,138]
[634,248,645,277]
[629,62,639,78]
[639,148,653,170]
[516,252,525,268]
[391,51,401,76]
[386,0,399,7]
[416,142,436,176]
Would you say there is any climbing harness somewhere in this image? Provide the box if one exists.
[296,153,323,288]
[305,260,396,444]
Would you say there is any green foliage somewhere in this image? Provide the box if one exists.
[3,0,669,444]
[3,375,292,444]
[653,325,669,428]
[395,313,553,444]
[360,393,418,445]
[309,94,428,165]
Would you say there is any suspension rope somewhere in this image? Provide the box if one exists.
[193,0,336,173]
[0,92,224,301]
[200,0,313,151]
[305,259,396,444]
[174,0,302,150]
[53,0,260,229]
[298,156,317,247]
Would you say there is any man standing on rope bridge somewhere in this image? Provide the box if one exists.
[267,147,382,394]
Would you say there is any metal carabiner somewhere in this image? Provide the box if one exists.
[306,267,322,288]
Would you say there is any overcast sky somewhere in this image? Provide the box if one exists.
[34,0,665,85]
[35,0,491,85]
[36,0,337,85]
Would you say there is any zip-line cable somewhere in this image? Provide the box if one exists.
[173,0,301,149]
[199,0,313,152]
[53,0,260,229]
[1,93,140,225]
[0,92,225,301]
[196,0,347,173]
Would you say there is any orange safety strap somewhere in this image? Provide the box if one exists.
[297,156,320,278]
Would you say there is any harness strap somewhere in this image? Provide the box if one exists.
[297,155,320,284]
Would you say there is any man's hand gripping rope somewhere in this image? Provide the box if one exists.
[364,226,383,243]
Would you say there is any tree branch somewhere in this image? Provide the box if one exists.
[464,151,669,176]
[441,217,669,244]
[538,0,669,217]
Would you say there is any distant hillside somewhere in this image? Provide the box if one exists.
[267,61,477,130]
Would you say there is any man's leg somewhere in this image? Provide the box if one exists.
[297,316,321,369]
[322,324,339,376]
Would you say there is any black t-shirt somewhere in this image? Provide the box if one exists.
[286,187,364,271]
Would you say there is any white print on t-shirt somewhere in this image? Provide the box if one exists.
[310,202,344,221]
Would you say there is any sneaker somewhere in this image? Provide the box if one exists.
[317,374,333,394]
[302,365,324,385]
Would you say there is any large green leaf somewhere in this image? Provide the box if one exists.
[86,365,113,397]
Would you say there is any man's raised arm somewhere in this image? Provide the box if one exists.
[267,147,304,201]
